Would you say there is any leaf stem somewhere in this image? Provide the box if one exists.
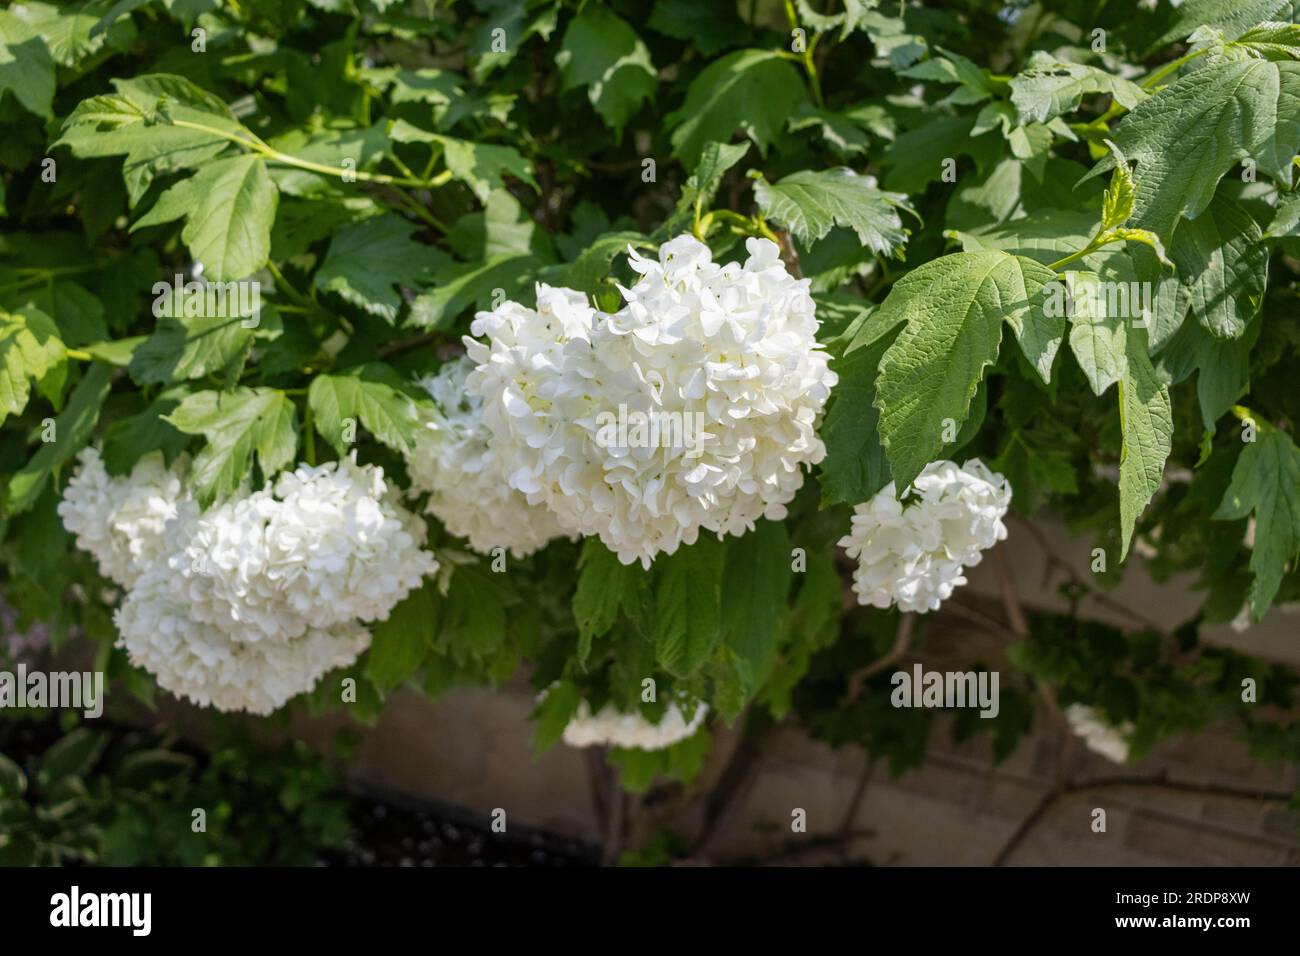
[303,399,317,466]
[167,118,451,189]
[1046,245,1095,272]
[1139,46,1211,91]
[783,0,826,109]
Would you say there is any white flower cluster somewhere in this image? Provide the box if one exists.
[464,235,837,568]
[407,356,566,558]
[561,698,709,751]
[60,449,437,714]
[1065,703,1133,764]
[839,459,1012,613]
[57,448,191,588]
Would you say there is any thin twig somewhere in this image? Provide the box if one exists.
[689,710,763,856]
[837,756,876,864]
[993,771,1293,866]
[584,748,609,834]
[991,546,1030,637]
[841,613,916,706]
[942,597,1019,641]
[755,829,877,866]
[601,785,626,866]
[377,331,442,360]
[774,228,803,278]
[1010,515,1170,636]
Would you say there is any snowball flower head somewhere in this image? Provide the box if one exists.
[1065,703,1133,764]
[839,459,1011,613]
[117,558,371,716]
[167,455,437,643]
[57,447,193,587]
[407,355,566,557]
[561,698,708,751]
[61,452,441,716]
[464,235,837,567]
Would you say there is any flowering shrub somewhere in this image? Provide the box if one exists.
[1,0,1299,820]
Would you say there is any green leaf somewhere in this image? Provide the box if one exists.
[665,140,750,234]
[447,189,552,261]
[652,536,725,678]
[1108,59,1300,240]
[1156,0,1290,46]
[16,1,135,66]
[882,115,1000,193]
[873,251,1057,490]
[531,680,581,754]
[1265,189,1300,237]
[1064,272,1128,395]
[182,155,278,281]
[1229,21,1300,60]
[720,520,792,696]
[1010,52,1146,125]
[314,214,430,323]
[166,387,298,504]
[901,47,1000,104]
[1168,194,1268,340]
[1117,326,1173,561]
[409,253,538,329]
[0,307,65,428]
[82,336,145,367]
[794,0,874,39]
[0,752,26,798]
[129,313,255,385]
[434,565,511,665]
[391,122,538,201]
[308,363,422,455]
[572,540,637,662]
[609,726,711,792]
[647,0,747,55]
[947,157,1102,231]
[666,49,806,166]
[557,6,656,136]
[135,155,278,281]
[787,104,873,157]
[819,328,897,505]
[35,728,108,790]
[753,168,914,257]
[267,124,389,197]
[56,74,246,203]
[102,392,188,475]
[1213,417,1300,619]
[470,1,558,82]
[7,362,112,515]
[112,750,194,790]
[1101,142,1137,230]
[0,10,55,118]
[553,231,648,294]
[1155,314,1259,429]
[17,282,107,347]
[367,584,434,692]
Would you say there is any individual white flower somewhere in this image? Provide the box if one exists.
[57,447,192,587]
[839,459,1011,613]
[560,698,708,751]
[1065,703,1134,764]
[407,356,566,558]
[465,235,837,567]
[169,454,437,643]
